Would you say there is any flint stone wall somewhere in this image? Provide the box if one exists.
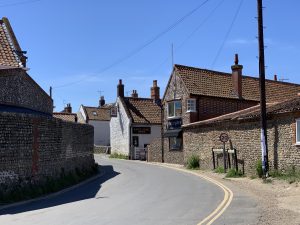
[0,111,95,186]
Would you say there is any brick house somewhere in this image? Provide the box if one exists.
[77,97,112,146]
[183,96,300,174]
[148,55,300,164]
[110,80,162,159]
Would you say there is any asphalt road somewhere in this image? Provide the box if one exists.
[0,155,257,225]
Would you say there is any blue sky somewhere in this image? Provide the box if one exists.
[2,0,300,111]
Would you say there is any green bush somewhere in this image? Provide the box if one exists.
[256,160,263,178]
[269,166,300,184]
[186,154,200,169]
[214,166,225,174]
[225,169,243,178]
[109,152,128,159]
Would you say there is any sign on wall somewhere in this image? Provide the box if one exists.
[132,127,151,134]
[167,118,182,130]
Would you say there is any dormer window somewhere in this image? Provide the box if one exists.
[168,100,182,118]
[92,111,97,116]
[187,99,196,112]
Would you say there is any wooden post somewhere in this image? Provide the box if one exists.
[212,148,216,170]
[234,148,238,172]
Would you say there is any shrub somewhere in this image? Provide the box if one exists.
[256,160,263,178]
[225,169,243,178]
[269,166,300,184]
[109,152,128,159]
[186,154,200,169]
[214,166,225,174]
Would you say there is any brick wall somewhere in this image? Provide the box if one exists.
[183,114,300,174]
[0,111,95,187]
[0,68,53,114]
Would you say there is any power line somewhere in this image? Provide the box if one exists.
[210,0,244,69]
[150,0,225,74]
[53,0,212,89]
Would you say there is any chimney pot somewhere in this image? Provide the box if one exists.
[234,53,239,65]
[117,79,124,98]
[99,96,105,107]
[274,74,278,81]
[231,54,243,98]
[131,90,138,98]
[64,103,72,113]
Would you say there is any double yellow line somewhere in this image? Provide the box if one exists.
[158,165,233,225]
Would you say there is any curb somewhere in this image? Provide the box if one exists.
[0,169,105,212]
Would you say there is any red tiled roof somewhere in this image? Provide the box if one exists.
[53,113,77,122]
[83,106,111,121]
[174,64,300,102]
[0,17,24,68]
[183,96,300,128]
[122,97,162,124]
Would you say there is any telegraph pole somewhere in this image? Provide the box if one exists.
[257,0,269,177]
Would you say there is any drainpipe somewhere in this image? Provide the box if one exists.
[128,118,132,160]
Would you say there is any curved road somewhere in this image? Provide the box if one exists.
[0,155,241,225]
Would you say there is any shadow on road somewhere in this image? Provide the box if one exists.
[0,165,120,215]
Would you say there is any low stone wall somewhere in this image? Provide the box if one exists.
[183,114,300,174]
[94,145,110,154]
[0,111,95,188]
[148,138,184,164]
[147,138,162,162]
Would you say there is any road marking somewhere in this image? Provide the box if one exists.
[153,164,233,225]
[106,157,234,225]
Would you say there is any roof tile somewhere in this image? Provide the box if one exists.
[175,64,300,102]
[123,97,161,124]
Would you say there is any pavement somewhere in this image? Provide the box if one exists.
[0,155,259,225]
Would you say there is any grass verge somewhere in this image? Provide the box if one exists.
[269,167,300,184]
[109,152,128,160]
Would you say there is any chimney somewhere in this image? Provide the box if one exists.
[117,79,124,98]
[231,54,243,98]
[131,90,138,98]
[64,103,72,113]
[151,80,160,101]
[274,74,278,81]
[99,96,105,107]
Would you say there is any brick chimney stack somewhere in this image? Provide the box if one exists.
[117,79,124,98]
[274,74,278,81]
[151,80,160,101]
[64,103,72,113]
[99,96,105,107]
[131,90,138,98]
[231,54,243,98]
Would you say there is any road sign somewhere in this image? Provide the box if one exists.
[219,133,229,143]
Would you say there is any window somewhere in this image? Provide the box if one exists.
[169,137,182,150]
[296,119,300,144]
[92,111,97,116]
[187,99,196,112]
[168,101,182,118]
